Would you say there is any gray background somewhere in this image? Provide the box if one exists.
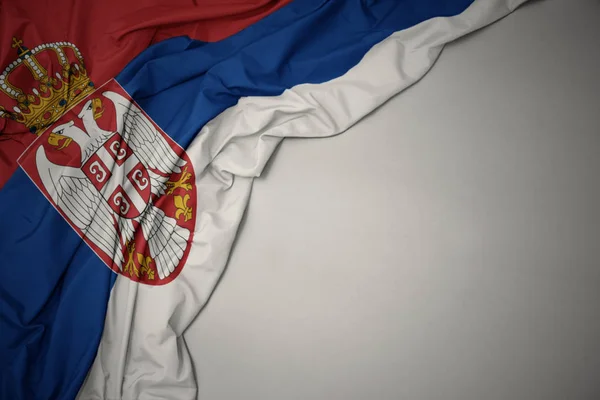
[186,0,600,399]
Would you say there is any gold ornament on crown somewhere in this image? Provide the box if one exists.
[0,37,95,135]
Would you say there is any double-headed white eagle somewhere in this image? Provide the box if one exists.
[36,91,190,280]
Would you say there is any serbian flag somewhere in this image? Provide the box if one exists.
[0,0,293,185]
[0,0,530,399]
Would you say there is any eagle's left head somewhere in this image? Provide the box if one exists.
[47,120,75,150]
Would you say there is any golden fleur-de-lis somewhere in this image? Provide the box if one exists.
[165,167,193,195]
[174,193,193,222]
[123,241,139,278]
[137,253,155,280]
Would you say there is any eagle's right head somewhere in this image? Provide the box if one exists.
[78,98,104,121]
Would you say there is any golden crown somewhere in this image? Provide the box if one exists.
[0,37,95,135]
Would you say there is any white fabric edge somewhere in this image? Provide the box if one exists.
[78,0,531,398]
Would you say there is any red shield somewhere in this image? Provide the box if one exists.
[82,132,151,219]
[17,79,197,286]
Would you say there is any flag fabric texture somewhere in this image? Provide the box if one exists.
[0,0,530,399]
[0,0,293,185]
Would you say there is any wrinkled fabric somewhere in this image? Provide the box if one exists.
[0,0,293,186]
[0,0,531,399]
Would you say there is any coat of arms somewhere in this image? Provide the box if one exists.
[18,80,196,285]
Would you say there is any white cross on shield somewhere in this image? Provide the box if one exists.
[83,132,152,219]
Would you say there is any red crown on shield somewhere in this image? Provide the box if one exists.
[0,37,95,135]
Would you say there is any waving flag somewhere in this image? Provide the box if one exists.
[0,0,531,399]
[0,0,293,185]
